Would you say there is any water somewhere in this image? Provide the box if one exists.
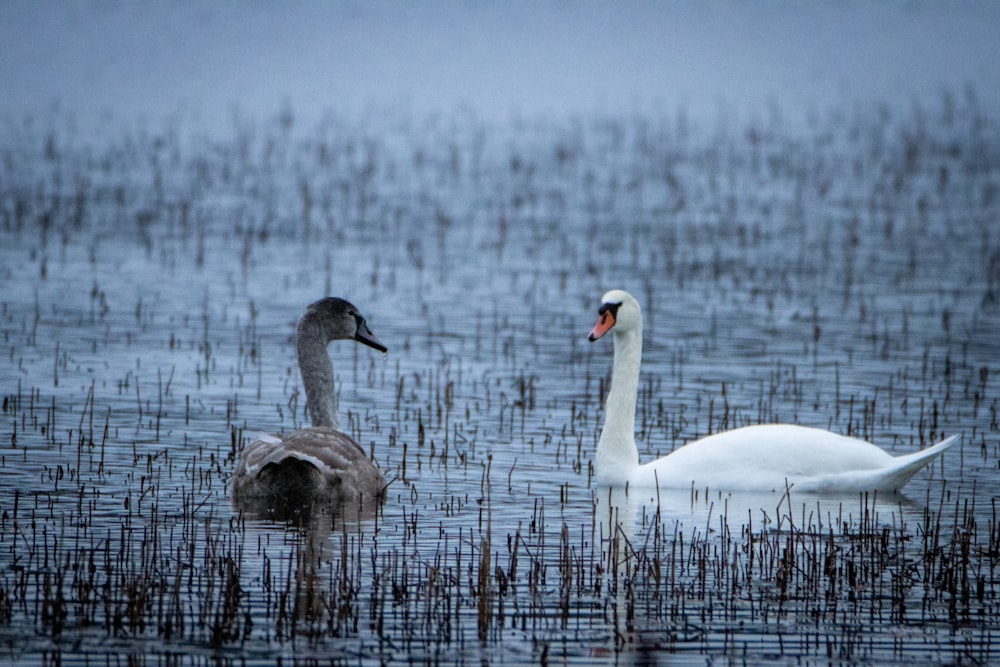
[1,99,999,665]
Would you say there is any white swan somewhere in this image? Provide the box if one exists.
[232,297,388,513]
[588,290,958,493]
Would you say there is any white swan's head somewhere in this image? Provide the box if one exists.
[588,290,641,341]
[302,297,387,353]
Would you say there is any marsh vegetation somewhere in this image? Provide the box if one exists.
[1,92,999,664]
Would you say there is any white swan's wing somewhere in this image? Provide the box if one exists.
[636,425,956,493]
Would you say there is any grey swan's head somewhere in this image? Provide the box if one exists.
[300,297,387,354]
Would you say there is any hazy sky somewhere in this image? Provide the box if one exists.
[2,1,998,129]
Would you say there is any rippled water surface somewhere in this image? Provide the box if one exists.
[2,101,1000,665]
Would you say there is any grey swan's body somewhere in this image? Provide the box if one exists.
[232,297,388,513]
[589,290,958,494]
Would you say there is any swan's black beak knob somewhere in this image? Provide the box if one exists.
[588,303,619,341]
[355,319,387,353]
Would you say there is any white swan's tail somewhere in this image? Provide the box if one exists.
[876,434,959,490]
[803,434,959,493]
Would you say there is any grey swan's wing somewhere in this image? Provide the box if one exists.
[232,428,386,510]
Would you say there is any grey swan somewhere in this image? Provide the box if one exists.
[232,297,388,514]
[589,289,958,493]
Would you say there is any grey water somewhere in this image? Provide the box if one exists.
[1,99,999,665]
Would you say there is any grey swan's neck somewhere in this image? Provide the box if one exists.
[296,314,339,429]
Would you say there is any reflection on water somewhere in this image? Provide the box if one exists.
[1,97,999,663]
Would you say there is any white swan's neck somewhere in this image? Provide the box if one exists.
[296,321,340,430]
[597,326,641,482]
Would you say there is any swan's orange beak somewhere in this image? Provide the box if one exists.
[588,309,616,341]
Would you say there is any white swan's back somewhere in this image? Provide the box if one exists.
[628,424,958,493]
